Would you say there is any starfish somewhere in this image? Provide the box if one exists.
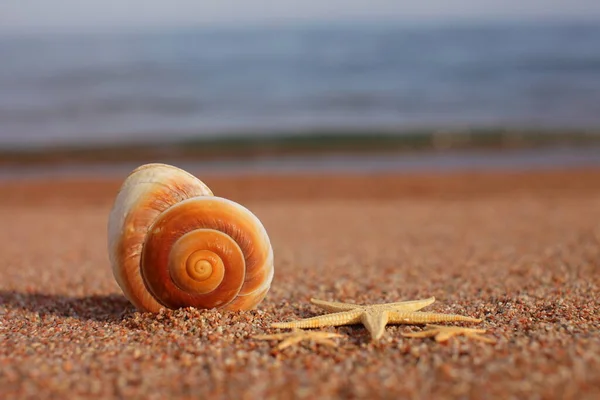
[402,324,496,343]
[253,328,345,350]
[271,297,482,341]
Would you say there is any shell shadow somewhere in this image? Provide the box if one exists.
[0,290,135,323]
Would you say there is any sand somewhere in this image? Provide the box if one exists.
[1,167,599,399]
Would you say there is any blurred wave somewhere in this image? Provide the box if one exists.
[1,21,600,148]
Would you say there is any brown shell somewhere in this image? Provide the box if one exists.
[107,163,274,312]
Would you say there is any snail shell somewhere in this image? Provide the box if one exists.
[107,163,274,312]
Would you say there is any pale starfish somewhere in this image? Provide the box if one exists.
[271,297,482,341]
[402,324,496,343]
[253,328,345,350]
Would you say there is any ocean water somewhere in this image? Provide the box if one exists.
[1,21,600,149]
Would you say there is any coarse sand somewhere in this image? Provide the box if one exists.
[1,167,599,399]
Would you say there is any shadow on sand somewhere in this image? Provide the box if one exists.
[0,290,135,323]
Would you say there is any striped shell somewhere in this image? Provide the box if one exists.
[107,163,274,312]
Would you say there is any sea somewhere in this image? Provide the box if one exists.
[1,20,600,151]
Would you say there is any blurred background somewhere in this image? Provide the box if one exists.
[1,0,600,176]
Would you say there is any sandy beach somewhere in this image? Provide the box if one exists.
[1,166,599,399]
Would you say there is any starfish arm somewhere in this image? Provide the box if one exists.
[361,310,390,340]
[468,334,497,344]
[387,311,482,325]
[313,338,340,347]
[402,329,440,339]
[426,324,488,333]
[310,298,362,312]
[271,310,362,329]
[278,336,304,350]
[434,331,455,342]
[403,325,496,343]
[386,297,436,312]
[313,332,345,340]
[253,333,290,340]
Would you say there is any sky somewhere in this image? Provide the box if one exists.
[1,0,600,33]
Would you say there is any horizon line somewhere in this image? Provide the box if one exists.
[1,15,599,37]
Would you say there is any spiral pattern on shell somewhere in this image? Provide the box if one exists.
[107,163,274,312]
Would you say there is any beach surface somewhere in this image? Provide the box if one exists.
[1,167,599,399]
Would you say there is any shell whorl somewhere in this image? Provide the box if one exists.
[107,163,274,312]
